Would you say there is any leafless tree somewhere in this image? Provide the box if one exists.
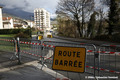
[56,0,94,37]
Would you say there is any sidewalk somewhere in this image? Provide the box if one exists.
[0,51,56,80]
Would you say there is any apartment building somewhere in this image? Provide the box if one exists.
[0,7,3,29]
[34,8,50,30]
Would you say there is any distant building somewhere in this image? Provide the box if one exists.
[3,17,14,29]
[13,18,28,29]
[34,8,50,30]
[0,7,3,29]
[26,20,34,28]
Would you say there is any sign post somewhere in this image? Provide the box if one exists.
[52,46,86,73]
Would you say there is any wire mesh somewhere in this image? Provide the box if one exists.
[0,37,15,52]
[98,44,120,78]
[42,41,97,80]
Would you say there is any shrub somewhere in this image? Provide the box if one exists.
[94,34,120,43]
[14,32,30,38]
[0,29,30,35]
[112,33,120,42]
[94,35,111,41]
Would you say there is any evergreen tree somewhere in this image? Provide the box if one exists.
[87,11,97,38]
[108,0,120,35]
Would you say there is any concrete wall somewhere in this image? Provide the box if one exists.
[3,23,11,29]
[3,18,14,29]
[0,7,3,29]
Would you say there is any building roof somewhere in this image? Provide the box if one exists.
[3,17,12,20]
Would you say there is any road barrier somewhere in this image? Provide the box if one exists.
[0,37,20,64]
[0,37,120,80]
[0,37,14,52]
[42,41,97,78]
[98,44,120,77]
[19,38,42,61]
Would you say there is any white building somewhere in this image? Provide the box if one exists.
[3,17,14,29]
[34,8,50,30]
[0,7,3,29]
[26,20,34,28]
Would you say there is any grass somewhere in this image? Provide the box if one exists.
[0,44,31,52]
[0,45,14,52]
[32,31,38,35]
[0,34,15,37]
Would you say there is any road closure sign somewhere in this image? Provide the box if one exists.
[52,46,86,73]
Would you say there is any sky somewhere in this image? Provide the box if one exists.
[0,0,59,18]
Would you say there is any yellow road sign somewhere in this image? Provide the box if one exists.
[52,46,86,73]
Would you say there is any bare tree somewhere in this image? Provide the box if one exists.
[95,0,108,36]
[56,0,94,37]
[56,14,77,37]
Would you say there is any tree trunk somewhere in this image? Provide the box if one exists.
[76,20,82,37]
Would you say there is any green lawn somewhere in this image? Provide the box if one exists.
[0,34,15,37]
[0,45,14,52]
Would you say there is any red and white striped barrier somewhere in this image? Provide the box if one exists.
[0,39,14,42]
[19,41,55,48]
[42,43,55,48]
[1,39,120,55]
[86,66,120,74]
[19,41,120,55]
[1,39,120,74]
[19,41,41,45]
[87,50,120,55]
[21,50,52,60]
[21,50,120,74]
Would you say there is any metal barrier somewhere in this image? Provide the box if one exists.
[1,37,119,80]
[0,37,20,64]
[98,44,120,77]
[19,38,42,61]
[0,37,15,52]
[42,41,97,79]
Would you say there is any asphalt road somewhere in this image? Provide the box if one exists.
[0,51,57,80]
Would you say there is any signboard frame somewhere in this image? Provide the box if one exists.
[52,46,86,73]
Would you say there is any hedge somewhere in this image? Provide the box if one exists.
[0,29,31,35]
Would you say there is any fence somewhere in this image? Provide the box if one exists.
[0,37,15,52]
[19,38,42,59]
[0,37,120,80]
[98,44,120,77]
[0,37,20,63]
[42,41,98,79]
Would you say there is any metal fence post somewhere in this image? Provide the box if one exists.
[17,37,21,64]
[10,38,18,60]
[92,44,97,77]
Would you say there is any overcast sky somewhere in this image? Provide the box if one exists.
[0,0,59,17]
